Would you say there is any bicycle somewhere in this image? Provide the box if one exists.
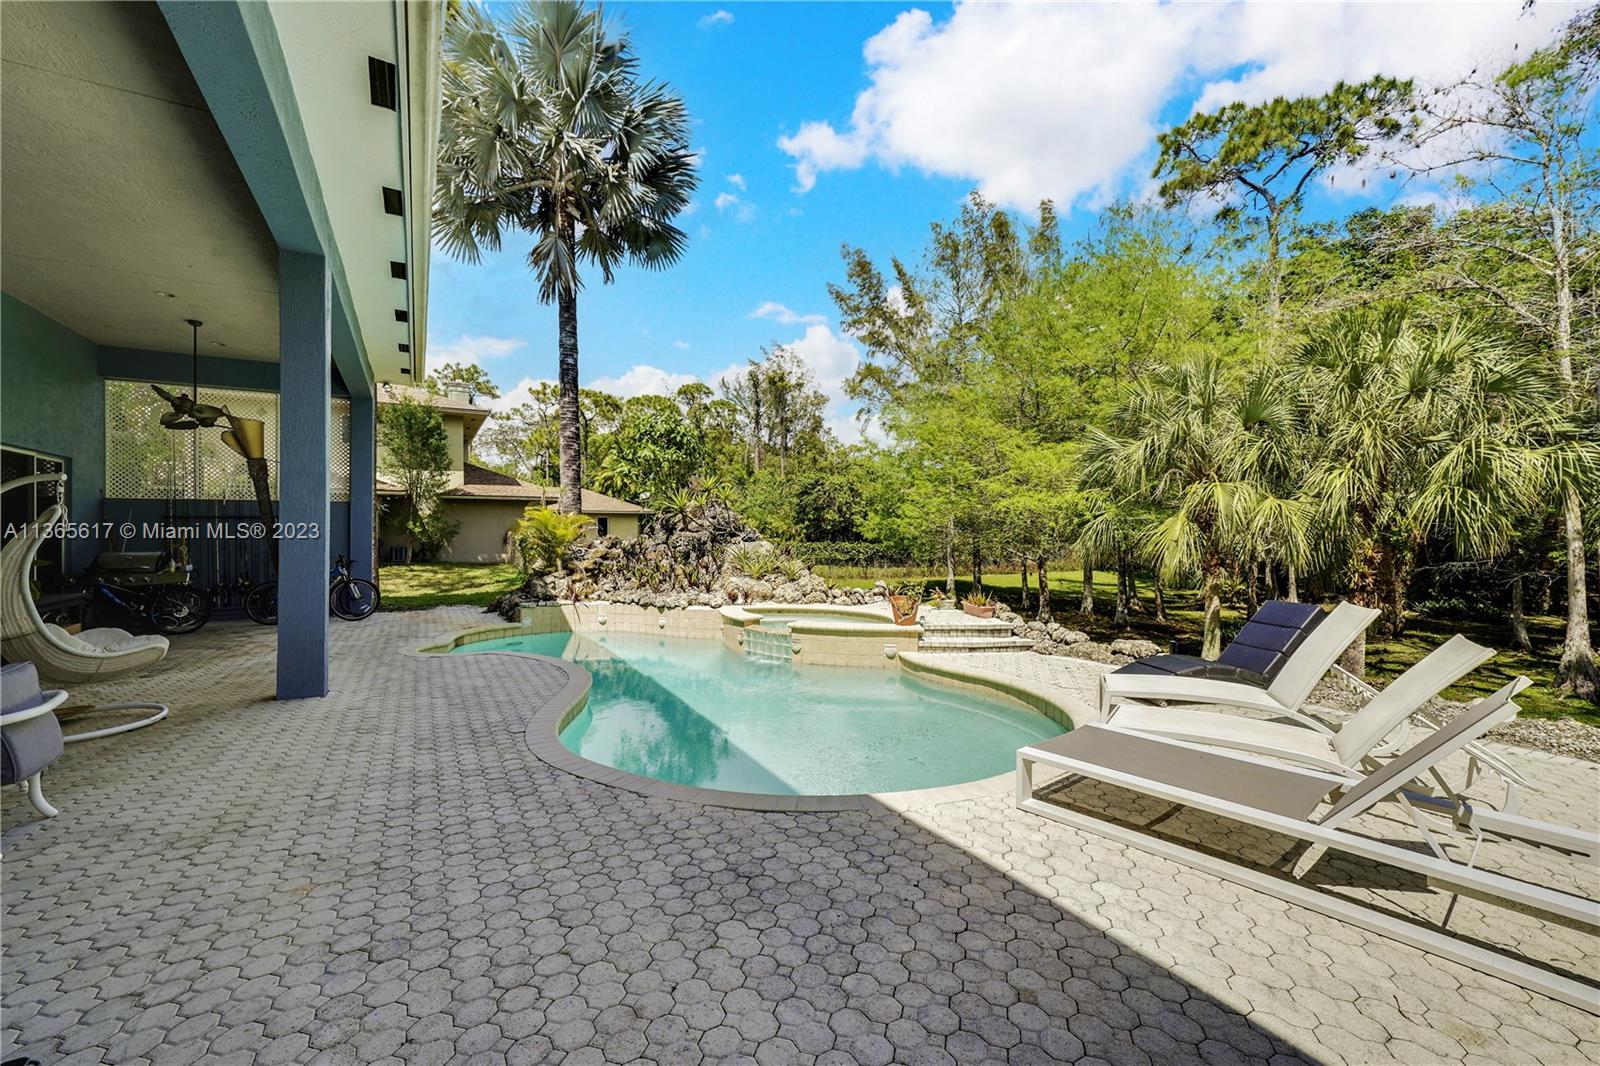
[244,555,380,625]
[75,556,210,636]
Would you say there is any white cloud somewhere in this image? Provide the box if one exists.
[713,190,756,222]
[673,340,692,350]
[780,2,1563,210]
[491,376,554,412]
[698,9,733,29]
[427,333,526,371]
[748,301,826,326]
[727,173,747,190]
[589,365,699,398]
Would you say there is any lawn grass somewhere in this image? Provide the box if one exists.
[814,564,1598,725]
[378,563,522,610]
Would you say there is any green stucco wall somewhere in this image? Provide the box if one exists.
[1,292,105,565]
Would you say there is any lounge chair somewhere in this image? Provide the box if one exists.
[1,474,168,740]
[2,662,66,818]
[1017,683,1600,1012]
[1105,634,1497,774]
[1098,600,1381,731]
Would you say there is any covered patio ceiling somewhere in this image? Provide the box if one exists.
[0,2,281,360]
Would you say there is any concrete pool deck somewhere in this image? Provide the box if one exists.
[3,606,1596,1065]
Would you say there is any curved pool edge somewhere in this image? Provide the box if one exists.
[417,623,1081,813]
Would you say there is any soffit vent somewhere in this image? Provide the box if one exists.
[394,309,408,323]
[398,343,410,353]
[369,57,398,110]
[382,187,403,216]
[390,261,407,280]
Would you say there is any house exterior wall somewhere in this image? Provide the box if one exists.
[1,294,105,568]
[379,498,642,564]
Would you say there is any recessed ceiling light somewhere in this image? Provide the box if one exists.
[154,290,177,298]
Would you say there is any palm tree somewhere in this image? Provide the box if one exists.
[1293,308,1596,672]
[434,1,697,513]
[1083,356,1309,658]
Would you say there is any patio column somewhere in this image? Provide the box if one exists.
[277,249,331,700]
[349,394,375,581]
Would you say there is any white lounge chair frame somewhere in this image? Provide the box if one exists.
[1,474,168,740]
[1017,698,1600,1012]
[1099,601,1381,729]
[1,685,68,817]
[1105,634,1496,774]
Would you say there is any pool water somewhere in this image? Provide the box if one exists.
[453,631,1063,795]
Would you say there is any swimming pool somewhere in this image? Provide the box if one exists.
[452,630,1063,795]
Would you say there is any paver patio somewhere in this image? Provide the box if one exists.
[3,607,1596,1065]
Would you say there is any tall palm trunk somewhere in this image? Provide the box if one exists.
[1079,558,1094,618]
[1510,572,1533,653]
[1036,556,1052,624]
[1286,563,1298,602]
[1559,485,1598,700]
[1153,574,1166,623]
[1201,563,1224,660]
[1113,563,1129,626]
[556,281,583,515]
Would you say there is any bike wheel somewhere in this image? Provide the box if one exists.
[245,582,278,626]
[330,577,380,621]
[149,587,211,635]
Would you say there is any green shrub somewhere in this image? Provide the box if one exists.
[514,507,590,575]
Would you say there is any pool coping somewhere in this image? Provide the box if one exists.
[416,621,1092,813]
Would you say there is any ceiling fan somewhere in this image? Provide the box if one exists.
[151,319,227,430]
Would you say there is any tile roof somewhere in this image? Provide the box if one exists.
[377,463,646,514]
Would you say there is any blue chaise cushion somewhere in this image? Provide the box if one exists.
[1112,601,1325,689]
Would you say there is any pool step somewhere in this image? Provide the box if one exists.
[916,634,1036,653]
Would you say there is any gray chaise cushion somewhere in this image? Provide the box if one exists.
[2,661,64,785]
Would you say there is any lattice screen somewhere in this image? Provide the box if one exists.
[105,381,352,501]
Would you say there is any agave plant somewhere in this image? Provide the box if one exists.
[727,543,778,580]
[775,555,806,582]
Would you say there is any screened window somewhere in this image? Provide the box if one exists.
[1,447,67,592]
[104,381,350,501]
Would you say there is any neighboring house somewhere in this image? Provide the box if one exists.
[0,0,442,700]
[376,383,645,563]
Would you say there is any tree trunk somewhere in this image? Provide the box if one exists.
[1036,556,1052,624]
[1201,565,1224,660]
[1558,485,1598,701]
[1265,207,1283,341]
[944,518,957,598]
[1079,558,1094,618]
[1113,563,1129,627]
[556,283,583,514]
[971,546,983,594]
[1153,575,1166,623]
[1245,560,1260,617]
[1286,563,1299,602]
[1019,557,1031,610]
[1510,572,1533,653]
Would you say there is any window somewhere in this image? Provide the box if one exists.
[1,446,67,592]
[104,381,351,501]
[595,516,608,537]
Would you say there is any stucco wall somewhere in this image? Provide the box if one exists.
[443,500,521,563]
[1,293,105,568]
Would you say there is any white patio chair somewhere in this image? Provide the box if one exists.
[1104,634,1497,774]
[1017,684,1600,1013]
[1098,601,1381,731]
[1,474,168,740]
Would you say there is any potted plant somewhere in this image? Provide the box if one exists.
[887,581,924,626]
[962,589,998,619]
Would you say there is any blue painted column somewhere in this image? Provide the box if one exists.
[349,394,376,582]
[277,250,331,700]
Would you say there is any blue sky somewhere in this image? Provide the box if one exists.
[425,1,1568,439]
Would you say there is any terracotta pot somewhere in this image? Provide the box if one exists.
[962,601,997,619]
[888,594,920,625]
